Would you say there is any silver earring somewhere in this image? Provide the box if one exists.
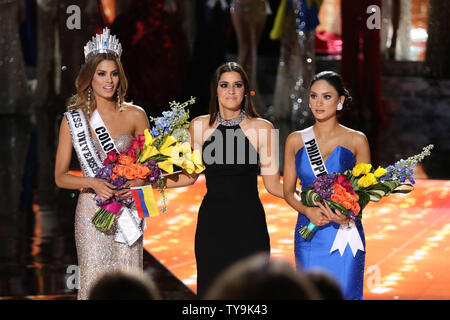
[117,87,123,112]
[309,104,312,109]
[337,102,343,111]
[87,87,91,117]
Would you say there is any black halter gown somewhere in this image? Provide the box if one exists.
[195,123,270,298]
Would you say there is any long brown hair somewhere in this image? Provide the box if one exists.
[67,53,128,118]
[209,62,259,126]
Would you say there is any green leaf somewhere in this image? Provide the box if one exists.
[327,200,349,214]
[136,147,141,159]
[301,188,320,207]
[392,189,413,194]
[356,190,370,208]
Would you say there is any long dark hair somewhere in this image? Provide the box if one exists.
[209,62,259,126]
[310,71,352,113]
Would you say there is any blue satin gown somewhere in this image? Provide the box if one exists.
[294,145,366,300]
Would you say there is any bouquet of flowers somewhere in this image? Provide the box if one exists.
[299,144,434,240]
[92,97,205,232]
[137,97,205,211]
[92,146,161,232]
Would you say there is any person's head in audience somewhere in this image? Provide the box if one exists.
[307,269,344,300]
[88,269,161,300]
[204,253,321,300]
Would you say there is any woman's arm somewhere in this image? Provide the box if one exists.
[164,172,199,188]
[132,106,151,138]
[259,120,283,198]
[353,131,371,164]
[283,132,312,213]
[54,117,116,201]
[283,132,332,226]
[117,107,152,199]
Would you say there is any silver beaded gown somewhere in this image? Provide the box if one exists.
[272,1,316,127]
[74,134,143,300]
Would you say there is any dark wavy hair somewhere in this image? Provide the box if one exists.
[209,62,259,126]
[310,71,352,113]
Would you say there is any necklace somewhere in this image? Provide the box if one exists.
[217,110,245,127]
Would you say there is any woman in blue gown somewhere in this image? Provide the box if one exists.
[283,71,371,300]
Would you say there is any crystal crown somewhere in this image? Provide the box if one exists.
[84,27,122,62]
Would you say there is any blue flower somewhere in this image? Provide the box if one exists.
[150,127,159,138]
[162,111,173,118]
[380,172,392,182]
[155,117,170,129]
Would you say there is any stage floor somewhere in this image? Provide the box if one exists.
[143,177,450,300]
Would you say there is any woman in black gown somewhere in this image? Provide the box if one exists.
[165,62,283,298]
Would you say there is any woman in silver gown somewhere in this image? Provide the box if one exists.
[270,0,322,125]
[54,29,149,299]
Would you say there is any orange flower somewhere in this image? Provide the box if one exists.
[118,155,135,166]
[132,163,151,180]
[331,183,360,214]
[351,203,361,215]
[110,173,118,180]
[341,200,353,210]
[333,184,346,195]
[112,163,151,180]
[331,193,345,203]
[113,165,135,180]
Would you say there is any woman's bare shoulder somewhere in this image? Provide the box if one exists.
[286,130,303,150]
[191,114,210,123]
[121,103,147,118]
[340,125,368,147]
[249,117,275,130]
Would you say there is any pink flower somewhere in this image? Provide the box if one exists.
[103,150,118,165]
[127,136,145,158]
[128,139,138,152]
[127,148,136,158]
[137,134,145,149]
[334,174,356,195]
[127,141,138,157]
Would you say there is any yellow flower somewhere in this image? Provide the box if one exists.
[159,135,178,157]
[167,141,201,174]
[191,149,205,174]
[157,158,174,174]
[139,129,159,163]
[178,142,195,174]
[171,142,190,166]
[183,161,195,174]
[373,166,387,178]
[352,163,372,177]
[143,129,156,148]
[357,173,378,188]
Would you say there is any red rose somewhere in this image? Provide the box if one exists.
[130,139,139,150]
[137,134,145,149]
[128,148,137,158]
[334,174,345,185]
[335,174,355,195]
[103,150,118,165]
